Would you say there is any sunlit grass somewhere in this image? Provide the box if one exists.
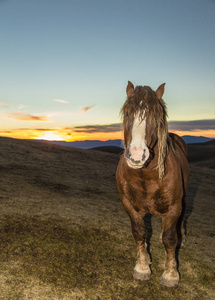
[0,215,214,299]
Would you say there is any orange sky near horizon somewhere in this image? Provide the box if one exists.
[1,128,215,142]
[0,129,122,141]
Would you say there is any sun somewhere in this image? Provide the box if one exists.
[34,131,64,141]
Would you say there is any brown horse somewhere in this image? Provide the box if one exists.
[116,81,189,287]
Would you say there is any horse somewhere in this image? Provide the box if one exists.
[116,81,189,287]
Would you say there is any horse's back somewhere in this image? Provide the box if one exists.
[169,132,187,157]
[168,132,189,189]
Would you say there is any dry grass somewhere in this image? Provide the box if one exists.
[0,137,214,299]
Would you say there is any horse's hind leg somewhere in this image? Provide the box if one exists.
[130,214,151,281]
[160,210,186,246]
[177,200,186,247]
[180,219,186,247]
[160,222,164,243]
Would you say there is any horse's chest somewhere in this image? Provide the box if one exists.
[128,180,169,215]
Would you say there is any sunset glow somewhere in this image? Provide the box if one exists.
[0,127,214,142]
[34,132,65,141]
[170,130,215,139]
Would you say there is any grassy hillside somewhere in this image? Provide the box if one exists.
[0,137,214,299]
[187,139,215,168]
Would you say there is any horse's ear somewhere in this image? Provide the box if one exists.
[155,83,166,99]
[126,81,134,97]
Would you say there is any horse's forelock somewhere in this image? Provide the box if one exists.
[122,85,167,126]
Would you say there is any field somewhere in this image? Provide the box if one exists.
[0,136,214,299]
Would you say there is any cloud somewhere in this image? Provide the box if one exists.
[72,123,121,133]
[81,105,96,113]
[68,119,215,136]
[0,127,58,134]
[168,119,215,131]
[71,119,215,134]
[18,104,28,109]
[35,128,54,131]
[52,99,70,104]
[7,112,49,121]
[0,103,9,108]
[0,130,12,133]
[11,128,55,131]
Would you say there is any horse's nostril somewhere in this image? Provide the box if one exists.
[125,148,131,159]
[142,149,146,160]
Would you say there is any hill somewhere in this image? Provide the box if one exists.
[0,136,214,299]
[91,145,123,154]
[88,140,215,170]
[187,139,215,169]
[40,139,123,149]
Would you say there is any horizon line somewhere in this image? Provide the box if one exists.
[0,134,214,143]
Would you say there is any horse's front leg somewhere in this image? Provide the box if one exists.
[130,214,151,281]
[120,193,151,280]
[160,213,180,287]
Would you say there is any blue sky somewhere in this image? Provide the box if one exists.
[0,0,215,140]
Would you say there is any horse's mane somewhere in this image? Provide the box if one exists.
[121,86,168,179]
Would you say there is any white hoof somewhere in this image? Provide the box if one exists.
[160,271,179,288]
[133,265,151,281]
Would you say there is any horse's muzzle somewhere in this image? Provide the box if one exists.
[125,146,149,169]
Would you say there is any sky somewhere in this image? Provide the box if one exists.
[0,0,215,141]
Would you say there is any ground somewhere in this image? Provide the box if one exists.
[0,137,214,299]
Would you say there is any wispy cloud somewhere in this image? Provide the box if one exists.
[81,105,96,113]
[0,130,12,134]
[10,128,54,131]
[72,123,121,133]
[35,128,54,131]
[52,99,70,104]
[0,103,9,108]
[7,112,49,121]
[168,119,215,131]
[70,119,215,134]
[18,104,28,110]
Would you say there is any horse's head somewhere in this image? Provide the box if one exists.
[121,81,168,178]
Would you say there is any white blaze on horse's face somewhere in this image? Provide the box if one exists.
[126,111,150,169]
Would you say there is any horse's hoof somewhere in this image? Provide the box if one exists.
[133,269,151,281]
[160,271,179,288]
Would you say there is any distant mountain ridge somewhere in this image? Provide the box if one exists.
[38,135,214,149]
[42,139,124,149]
[181,135,213,144]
